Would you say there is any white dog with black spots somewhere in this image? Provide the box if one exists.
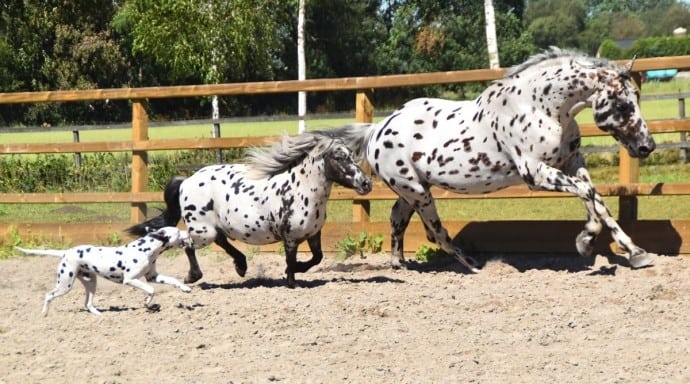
[16,226,192,316]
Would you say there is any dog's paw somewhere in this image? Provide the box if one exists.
[180,285,192,293]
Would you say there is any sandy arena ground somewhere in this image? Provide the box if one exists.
[1,249,689,383]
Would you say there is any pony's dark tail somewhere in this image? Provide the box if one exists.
[124,176,185,236]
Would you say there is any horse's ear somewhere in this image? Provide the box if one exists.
[621,55,637,77]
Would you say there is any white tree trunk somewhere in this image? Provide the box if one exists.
[484,0,500,69]
[297,0,307,133]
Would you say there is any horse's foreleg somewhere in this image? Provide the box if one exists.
[531,162,653,268]
[214,231,247,277]
[390,197,415,269]
[295,231,324,273]
[283,241,299,288]
[183,246,203,284]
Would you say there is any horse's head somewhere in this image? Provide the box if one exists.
[323,140,372,195]
[591,57,655,158]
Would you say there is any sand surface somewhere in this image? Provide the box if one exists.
[1,250,689,383]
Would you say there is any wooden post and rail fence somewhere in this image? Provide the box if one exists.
[2,55,690,256]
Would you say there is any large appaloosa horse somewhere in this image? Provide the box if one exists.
[329,47,656,271]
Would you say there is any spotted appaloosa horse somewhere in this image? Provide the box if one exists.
[331,47,656,271]
[127,131,372,287]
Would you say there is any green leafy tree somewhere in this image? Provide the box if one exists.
[525,0,587,49]
[0,0,128,125]
[113,0,282,85]
[373,0,534,103]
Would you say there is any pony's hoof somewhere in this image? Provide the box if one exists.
[184,270,203,284]
[234,259,248,277]
[575,231,595,257]
[629,249,654,269]
[390,256,407,270]
[286,275,297,289]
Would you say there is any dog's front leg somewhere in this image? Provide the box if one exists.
[122,278,156,307]
[146,272,192,293]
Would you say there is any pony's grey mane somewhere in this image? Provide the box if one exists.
[313,123,375,161]
[244,131,334,179]
[504,46,611,78]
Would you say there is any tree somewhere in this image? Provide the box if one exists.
[113,0,282,85]
[297,0,306,132]
[0,0,128,125]
[525,0,587,49]
[485,0,500,68]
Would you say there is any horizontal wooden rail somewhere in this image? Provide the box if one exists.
[1,118,689,155]
[2,182,690,205]
[0,136,276,154]
[0,56,689,104]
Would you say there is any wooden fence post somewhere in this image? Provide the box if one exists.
[353,90,374,223]
[679,96,687,164]
[618,72,642,221]
[72,130,81,169]
[212,122,223,163]
[131,100,148,223]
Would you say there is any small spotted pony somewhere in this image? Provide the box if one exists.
[127,131,372,287]
[331,47,656,271]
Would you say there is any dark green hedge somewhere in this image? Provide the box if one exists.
[600,36,690,59]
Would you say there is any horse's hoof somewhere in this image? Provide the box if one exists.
[575,231,595,257]
[455,255,479,273]
[184,270,203,284]
[629,249,654,269]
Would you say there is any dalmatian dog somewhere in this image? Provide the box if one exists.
[16,226,192,316]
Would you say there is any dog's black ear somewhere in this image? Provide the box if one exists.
[148,230,169,244]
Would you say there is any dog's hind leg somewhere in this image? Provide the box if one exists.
[145,269,191,292]
[42,265,78,316]
[77,274,101,315]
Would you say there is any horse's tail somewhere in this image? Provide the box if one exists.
[124,176,185,236]
[314,123,376,162]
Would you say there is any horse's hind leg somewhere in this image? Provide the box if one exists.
[283,241,300,288]
[393,189,479,272]
[294,231,323,273]
[390,197,415,268]
[214,232,248,277]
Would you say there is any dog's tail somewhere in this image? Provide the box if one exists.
[14,246,65,258]
[125,176,184,237]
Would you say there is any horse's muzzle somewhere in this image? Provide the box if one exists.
[635,138,656,158]
[356,176,373,195]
